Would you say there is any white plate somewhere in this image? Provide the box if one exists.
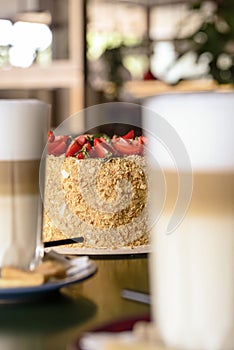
[46,245,150,256]
[0,261,97,302]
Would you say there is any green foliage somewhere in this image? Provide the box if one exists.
[174,0,234,85]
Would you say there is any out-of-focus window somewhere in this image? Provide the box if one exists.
[0,0,70,68]
[150,1,215,83]
[87,0,150,100]
[86,0,216,87]
[0,17,52,68]
[9,21,52,68]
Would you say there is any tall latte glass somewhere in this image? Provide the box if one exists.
[144,92,234,350]
[0,100,50,269]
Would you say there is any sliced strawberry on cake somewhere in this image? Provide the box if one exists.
[111,137,143,156]
[93,138,111,158]
[122,129,134,140]
[47,132,69,156]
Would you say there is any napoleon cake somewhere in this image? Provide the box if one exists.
[43,130,149,249]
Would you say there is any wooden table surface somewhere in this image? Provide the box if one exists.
[0,255,150,350]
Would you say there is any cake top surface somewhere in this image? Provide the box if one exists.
[47,130,148,159]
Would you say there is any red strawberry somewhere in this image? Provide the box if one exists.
[93,138,108,158]
[112,137,143,156]
[87,147,97,158]
[112,135,119,142]
[48,130,55,142]
[75,135,87,146]
[48,135,69,155]
[84,142,92,152]
[77,152,85,159]
[51,141,68,156]
[77,142,93,159]
[122,130,134,140]
[138,135,148,145]
[93,138,116,158]
[65,139,82,157]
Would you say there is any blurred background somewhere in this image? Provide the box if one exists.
[0,0,233,128]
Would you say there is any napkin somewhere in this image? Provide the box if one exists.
[45,250,91,277]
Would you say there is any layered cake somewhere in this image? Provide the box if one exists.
[43,130,149,249]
